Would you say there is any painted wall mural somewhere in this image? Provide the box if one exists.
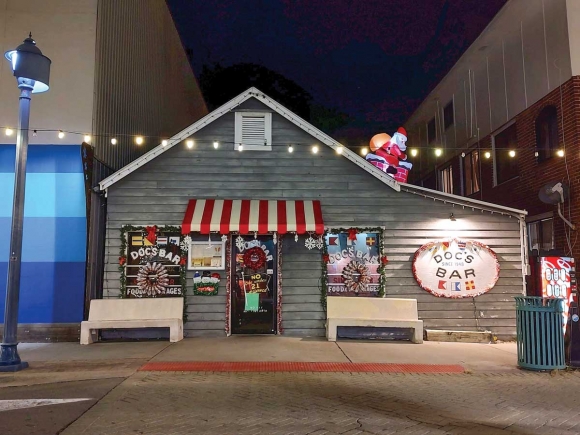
[412,239,500,298]
[365,127,412,183]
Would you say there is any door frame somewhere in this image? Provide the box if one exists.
[226,234,282,336]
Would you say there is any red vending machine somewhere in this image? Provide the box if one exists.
[531,256,580,366]
[537,257,575,328]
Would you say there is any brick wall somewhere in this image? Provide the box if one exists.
[481,77,580,259]
[415,76,580,259]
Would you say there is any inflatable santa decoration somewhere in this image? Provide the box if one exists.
[365,127,413,183]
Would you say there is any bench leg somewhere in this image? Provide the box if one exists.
[326,320,337,342]
[170,320,184,342]
[80,323,94,345]
[411,326,424,344]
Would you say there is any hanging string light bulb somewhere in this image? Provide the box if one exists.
[58,130,65,139]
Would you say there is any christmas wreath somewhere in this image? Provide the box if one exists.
[136,262,169,296]
[243,247,267,271]
[342,260,371,294]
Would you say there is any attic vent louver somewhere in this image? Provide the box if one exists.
[235,112,272,151]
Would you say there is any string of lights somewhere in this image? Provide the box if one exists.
[1,125,567,158]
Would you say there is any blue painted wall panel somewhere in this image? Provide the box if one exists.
[0,217,10,261]
[0,174,14,216]
[0,144,87,325]
[0,173,86,218]
[0,145,83,173]
[0,262,85,323]
[0,218,86,262]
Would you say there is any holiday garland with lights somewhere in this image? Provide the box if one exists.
[320,227,387,310]
[118,225,187,320]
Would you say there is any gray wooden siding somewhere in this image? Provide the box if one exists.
[103,98,524,338]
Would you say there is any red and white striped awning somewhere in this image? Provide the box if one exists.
[181,199,324,235]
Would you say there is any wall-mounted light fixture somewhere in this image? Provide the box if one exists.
[449,213,456,221]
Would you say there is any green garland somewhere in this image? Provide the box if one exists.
[320,227,387,311]
[118,225,188,321]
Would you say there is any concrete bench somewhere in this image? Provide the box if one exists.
[80,298,184,345]
[326,297,423,343]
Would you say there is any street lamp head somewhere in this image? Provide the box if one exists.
[4,34,51,93]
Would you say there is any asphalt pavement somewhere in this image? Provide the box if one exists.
[0,337,573,435]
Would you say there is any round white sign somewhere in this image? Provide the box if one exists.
[412,239,500,298]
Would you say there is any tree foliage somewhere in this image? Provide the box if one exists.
[199,63,313,120]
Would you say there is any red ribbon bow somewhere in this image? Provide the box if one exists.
[145,226,157,244]
[347,228,358,241]
[381,256,389,265]
[179,257,186,266]
[322,254,330,263]
[119,256,126,266]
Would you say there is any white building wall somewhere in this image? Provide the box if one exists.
[406,0,573,151]
[0,0,98,145]
[567,0,580,76]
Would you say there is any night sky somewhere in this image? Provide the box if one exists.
[167,0,506,145]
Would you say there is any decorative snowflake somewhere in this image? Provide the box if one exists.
[180,235,192,252]
[315,236,324,250]
[294,233,299,242]
[221,234,228,243]
[236,235,245,251]
[273,232,277,245]
[305,236,316,250]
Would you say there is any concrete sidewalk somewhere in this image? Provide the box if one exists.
[0,336,520,385]
[149,336,518,372]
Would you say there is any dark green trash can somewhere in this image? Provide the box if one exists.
[515,296,565,370]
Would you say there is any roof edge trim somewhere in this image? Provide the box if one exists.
[400,183,527,217]
[99,87,400,192]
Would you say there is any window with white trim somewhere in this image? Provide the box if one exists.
[493,123,518,186]
[527,218,554,252]
[463,149,480,196]
[235,112,272,151]
[439,164,453,194]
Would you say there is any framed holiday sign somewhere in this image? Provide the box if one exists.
[324,231,382,297]
[412,239,500,298]
[121,227,185,298]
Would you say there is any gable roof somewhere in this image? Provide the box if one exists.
[99,87,526,218]
[99,87,399,192]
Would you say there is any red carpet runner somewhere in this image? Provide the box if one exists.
[139,361,465,373]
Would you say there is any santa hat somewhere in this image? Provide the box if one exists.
[396,127,407,137]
